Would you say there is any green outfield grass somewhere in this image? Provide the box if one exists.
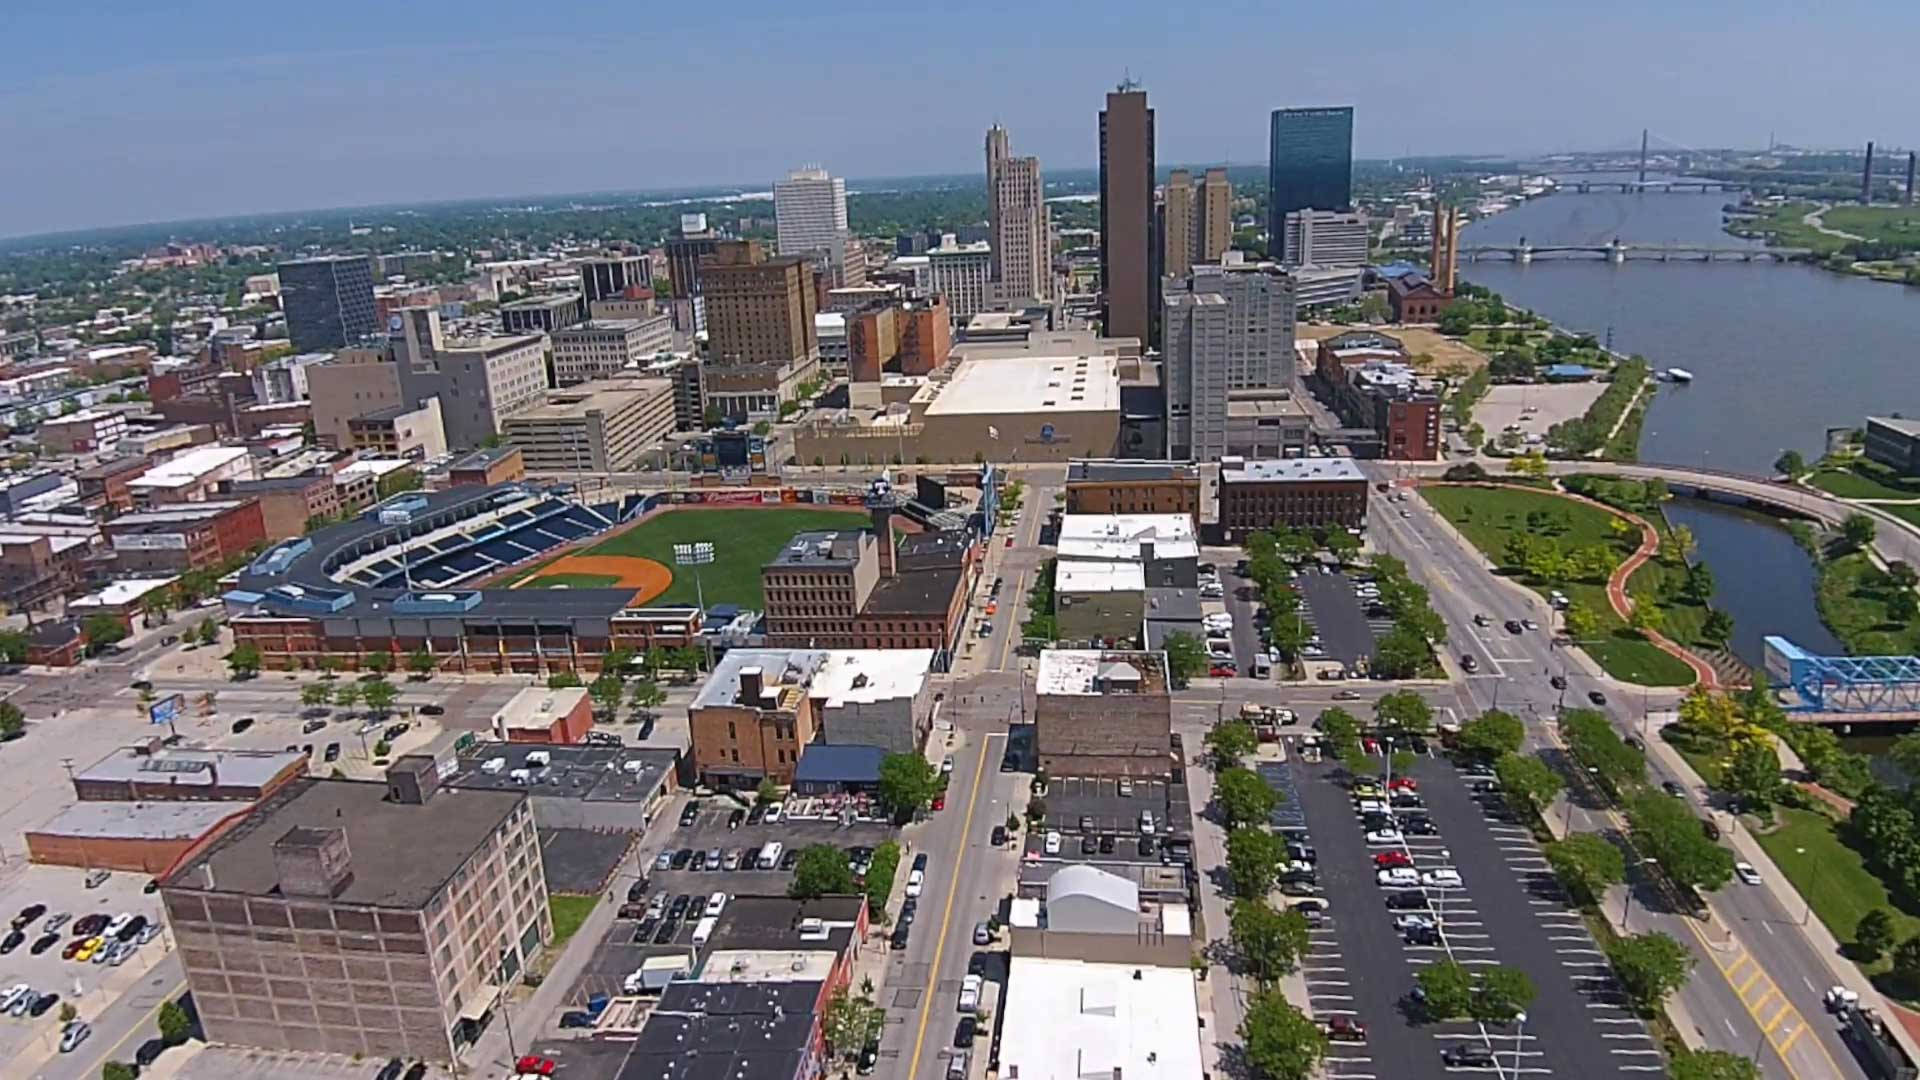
[580,507,872,609]
[527,572,621,589]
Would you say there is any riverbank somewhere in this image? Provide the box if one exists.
[1725,200,1920,285]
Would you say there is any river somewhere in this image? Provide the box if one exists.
[1460,179,1920,475]
[1660,498,1841,669]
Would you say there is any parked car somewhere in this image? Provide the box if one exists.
[1588,690,1608,706]
[59,1021,90,1053]
[1443,1044,1496,1067]
[230,717,254,734]
[1421,868,1463,888]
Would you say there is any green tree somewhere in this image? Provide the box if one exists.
[1415,959,1475,1019]
[1162,632,1208,683]
[1683,561,1717,604]
[1437,305,1474,336]
[1205,720,1258,768]
[332,682,362,711]
[297,683,329,708]
[1216,767,1280,829]
[316,653,340,679]
[1561,709,1645,792]
[1323,528,1362,565]
[0,701,24,741]
[407,648,435,678]
[1722,740,1784,812]
[1469,965,1536,1024]
[1564,602,1603,641]
[862,841,900,916]
[1316,707,1361,744]
[877,753,941,817]
[1889,561,1920,591]
[1229,899,1311,984]
[362,651,393,676]
[1629,602,1666,635]
[1544,832,1626,906]
[81,613,128,654]
[158,999,192,1044]
[590,673,625,716]
[1702,608,1736,647]
[1667,1048,1760,1080]
[372,739,392,757]
[1626,789,1735,892]
[1239,987,1327,1080]
[1226,826,1285,898]
[362,679,398,716]
[103,1065,139,1080]
[1603,931,1695,1015]
[227,642,262,678]
[789,844,856,898]
[0,628,28,664]
[1370,626,1432,679]
[822,987,885,1060]
[1455,710,1523,760]
[1856,908,1898,963]
[1773,450,1805,478]
[1843,512,1877,550]
[1494,752,1564,819]
[548,671,584,689]
[629,678,665,711]
[1374,690,1434,736]
[756,778,780,805]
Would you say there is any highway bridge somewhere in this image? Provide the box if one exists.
[1545,178,1740,194]
[1461,240,1811,263]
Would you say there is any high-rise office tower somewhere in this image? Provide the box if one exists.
[1281,209,1369,269]
[578,251,650,304]
[699,240,820,418]
[775,168,861,287]
[1197,168,1233,263]
[1161,169,1195,282]
[278,255,377,352]
[1163,262,1295,462]
[1267,106,1354,261]
[986,126,1050,302]
[1100,83,1155,344]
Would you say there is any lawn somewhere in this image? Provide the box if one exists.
[580,507,872,609]
[1806,461,1920,501]
[548,894,601,951]
[528,573,620,589]
[1420,484,1697,687]
[1815,552,1920,656]
[1753,807,1918,988]
[1886,504,1920,531]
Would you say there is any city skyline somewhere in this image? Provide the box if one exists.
[3,0,1917,238]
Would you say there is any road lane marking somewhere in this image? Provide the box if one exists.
[905,732,1000,1080]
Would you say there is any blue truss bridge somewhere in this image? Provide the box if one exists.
[1765,636,1920,718]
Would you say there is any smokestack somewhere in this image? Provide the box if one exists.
[871,506,896,578]
[1863,141,1876,204]
[1907,152,1916,207]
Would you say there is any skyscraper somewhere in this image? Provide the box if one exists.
[986,126,1050,302]
[1267,106,1354,261]
[1100,83,1154,344]
[1163,262,1295,462]
[577,251,650,304]
[775,168,861,287]
[1197,168,1233,263]
[1161,169,1195,282]
[278,255,377,353]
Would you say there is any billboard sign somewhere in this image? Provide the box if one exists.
[149,693,185,726]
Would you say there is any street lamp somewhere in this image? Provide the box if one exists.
[1512,1011,1528,1075]
[1796,847,1812,925]
[1620,856,1660,930]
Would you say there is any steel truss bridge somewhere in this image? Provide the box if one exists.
[1765,636,1920,716]
[1461,241,1811,263]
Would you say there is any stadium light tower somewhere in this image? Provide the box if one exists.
[673,542,715,616]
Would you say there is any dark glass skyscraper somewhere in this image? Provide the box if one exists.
[1267,106,1354,261]
[278,255,377,352]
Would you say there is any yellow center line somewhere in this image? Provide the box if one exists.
[992,569,1029,673]
[1737,968,1765,995]
[905,732,1001,1080]
[1750,986,1779,1013]
[1777,1023,1808,1054]
[1763,1001,1795,1034]
[1721,951,1750,977]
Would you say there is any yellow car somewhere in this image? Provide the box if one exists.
[75,937,102,962]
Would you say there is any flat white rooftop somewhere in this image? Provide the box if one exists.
[1056,560,1145,594]
[810,649,933,707]
[494,686,588,729]
[335,458,415,481]
[1056,513,1198,562]
[924,355,1119,416]
[68,576,179,609]
[127,445,250,489]
[696,949,837,985]
[1036,649,1160,696]
[1222,457,1366,484]
[1000,956,1204,1080]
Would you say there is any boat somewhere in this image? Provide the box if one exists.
[1665,367,1695,383]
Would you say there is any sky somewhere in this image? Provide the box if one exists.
[1,0,1914,239]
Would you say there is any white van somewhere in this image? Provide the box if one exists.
[690,915,719,948]
[958,974,983,1014]
[905,868,925,898]
[705,891,728,918]
[757,842,784,870]
[480,757,507,775]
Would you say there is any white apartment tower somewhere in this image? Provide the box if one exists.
[1281,209,1369,269]
[986,125,1050,302]
[929,235,994,318]
[1163,262,1296,461]
[775,167,863,287]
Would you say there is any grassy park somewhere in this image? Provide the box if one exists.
[1754,807,1917,986]
[1815,552,1920,656]
[547,894,600,950]
[1806,460,1920,501]
[1420,484,1697,686]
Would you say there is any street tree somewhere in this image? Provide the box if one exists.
[362,679,398,716]
[1239,987,1327,1080]
[790,844,856,899]
[1544,832,1626,906]
[1721,740,1785,813]
[1216,767,1280,829]
[103,1065,138,1080]
[1843,512,1877,550]
[877,753,941,818]
[1604,931,1695,1015]
[407,648,435,679]
[1373,690,1434,736]
[82,613,128,654]
[1563,603,1603,642]
[1626,789,1736,892]
[1667,1048,1760,1080]
[1456,710,1524,761]
[1230,898,1310,984]
[158,999,192,1044]
[1316,708,1361,744]
[0,701,23,741]
[1370,626,1431,679]
[299,683,330,708]
[756,778,780,805]
[1855,909,1898,963]
[1226,826,1286,899]
[1414,959,1475,1020]
[822,987,885,1060]
[332,681,362,711]
[227,642,262,679]
[1494,752,1564,819]
[589,673,625,716]
[1205,719,1258,768]
[0,628,27,664]
[629,679,665,712]
[362,651,393,675]
[1162,632,1208,684]
[1561,709,1645,792]
[547,671,583,689]
[1773,450,1805,478]
[1323,528,1362,565]
[1469,965,1536,1024]
[316,654,340,680]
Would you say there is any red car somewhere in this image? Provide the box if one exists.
[1004,536,1014,547]
[1389,777,1419,792]
[1209,665,1236,678]
[1361,737,1380,754]
[1324,1015,1368,1041]
[515,1056,556,1077]
[1373,850,1412,869]
[931,794,946,811]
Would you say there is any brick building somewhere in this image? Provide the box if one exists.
[489,687,593,744]
[688,649,825,788]
[761,507,972,663]
[1034,649,1173,778]
[104,499,268,573]
[76,455,151,514]
[71,744,308,803]
[1064,460,1201,528]
[1218,457,1369,539]
[222,475,344,539]
[444,446,525,488]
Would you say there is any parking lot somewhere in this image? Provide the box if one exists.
[1020,774,1194,875]
[1276,744,1660,1078]
[1294,568,1387,668]
[0,863,170,1066]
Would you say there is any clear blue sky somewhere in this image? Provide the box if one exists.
[2,0,1912,238]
